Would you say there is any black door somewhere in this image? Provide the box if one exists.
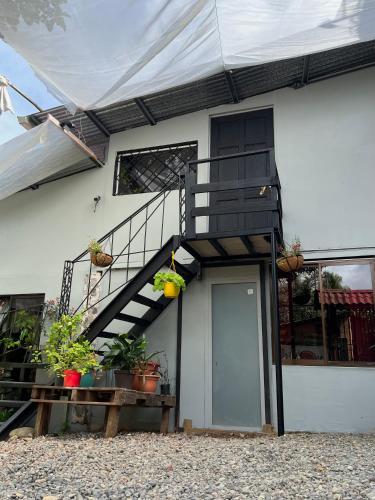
[210,109,274,233]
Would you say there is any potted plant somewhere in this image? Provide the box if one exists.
[277,238,304,272]
[102,333,147,389]
[131,343,162,393]
[88,239,113,268]
[153,271,186,299]
[34,314,99,387]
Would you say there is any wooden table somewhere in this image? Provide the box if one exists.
[31,385,176,438]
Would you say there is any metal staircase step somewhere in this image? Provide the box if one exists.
[0,400,28,408]
[0,401,36,440]
[98,331,118,339]
[132,294,164,310]
[114,313,151,327]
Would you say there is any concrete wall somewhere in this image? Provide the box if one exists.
[274,366,375,433]
[1,68,375,432]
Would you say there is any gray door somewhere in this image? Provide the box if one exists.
[212,282,262,428]
[210,109,274,233]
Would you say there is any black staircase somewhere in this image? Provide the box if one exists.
[0,148,283,438]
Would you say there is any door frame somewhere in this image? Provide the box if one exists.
[203,269,266,432]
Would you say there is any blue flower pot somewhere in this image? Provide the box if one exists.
[80,371,95,387]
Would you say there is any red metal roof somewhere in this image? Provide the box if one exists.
[319,290,374,306]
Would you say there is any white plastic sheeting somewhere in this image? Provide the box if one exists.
[0,116,98,201]
[1,0,375,111]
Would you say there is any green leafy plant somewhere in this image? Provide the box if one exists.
[0,408,14,422]
[33,314,99,376]
[279,237,302,257]
[153,272,186,292]
[0,309,40,358]
[102,333,148,371]
[88,239,103,255]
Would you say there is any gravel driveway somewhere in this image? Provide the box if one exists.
[0,432,374,499]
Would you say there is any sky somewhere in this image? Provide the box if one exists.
[0,39,60,145]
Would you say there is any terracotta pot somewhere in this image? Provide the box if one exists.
[164,282,180,299]
[132,374,160,393]
[277,255,304,272]
[90,252,113,267]
[134,361,160,375]
[63,370,81,387]
[114,369,133,389]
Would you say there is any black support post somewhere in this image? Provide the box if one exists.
[271,231,285,436]
[174,291,183,431]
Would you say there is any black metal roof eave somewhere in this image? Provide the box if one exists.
[23,40,375,146]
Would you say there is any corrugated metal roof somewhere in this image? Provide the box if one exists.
[24,40,375,160]
[320,290,374,306]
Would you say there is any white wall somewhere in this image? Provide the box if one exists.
[1,68,375,432]
[274,365,375,433]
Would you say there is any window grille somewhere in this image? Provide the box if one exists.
[114,141,198,195]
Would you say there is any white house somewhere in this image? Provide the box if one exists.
[1,38,375,436]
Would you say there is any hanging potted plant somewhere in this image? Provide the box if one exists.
[88,239,113,268]
[33,313,99,387]
[102,333,148,389]
[277,238,304,273]
[153,251,186,299]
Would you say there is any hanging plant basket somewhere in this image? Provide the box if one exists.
[90,252,113,267]
[277,255,304,273]
[153,251,186,299]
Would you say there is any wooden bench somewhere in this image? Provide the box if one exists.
[31,385,176,438]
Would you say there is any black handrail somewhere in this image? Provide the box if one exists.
[72,185,173,263]
[59,178,181,317]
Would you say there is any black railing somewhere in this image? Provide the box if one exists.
[180,148,282,240]
[59,180,183,320]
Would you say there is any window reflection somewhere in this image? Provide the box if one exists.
[278,261,375,364]
[321,264,375,362]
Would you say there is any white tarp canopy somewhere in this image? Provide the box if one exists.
[0,115,99,201]
[1,0,375,111]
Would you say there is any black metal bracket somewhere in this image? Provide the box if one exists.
[84,110,110,138]
[293,55,310,89]
[224,70,240,103]
[134,97,157,126]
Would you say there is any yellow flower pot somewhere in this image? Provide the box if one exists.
[164,282,180,299]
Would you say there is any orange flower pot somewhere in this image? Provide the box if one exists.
[132,374,160,393]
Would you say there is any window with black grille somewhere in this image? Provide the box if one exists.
[113,141,198,195]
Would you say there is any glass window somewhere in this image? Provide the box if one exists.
[114,141,198,195]
[321,263,375,363]
[278,260,375,365]
[279,266,324,361]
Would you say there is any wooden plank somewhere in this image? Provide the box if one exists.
[0,400,28,407]
[34,403,49,436]
[160,406,170,434]
[105,406,121,438]
[0,362,46,369]
[31,399,120,406]
[0,381,34,388]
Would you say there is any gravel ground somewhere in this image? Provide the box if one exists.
[0,432,375,499]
